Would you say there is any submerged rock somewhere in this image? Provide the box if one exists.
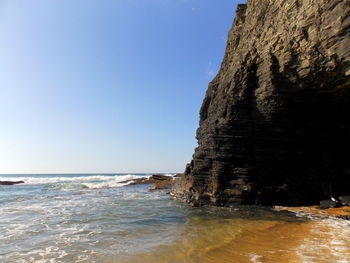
[320,200,339,209]
[173,0,350,206]
[0,181,24,185]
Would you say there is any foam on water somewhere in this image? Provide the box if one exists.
[1,174,350,263]
[0,174,144,185]
[296,218,350,263]
[0,174,182,263]
[249,254,263,263]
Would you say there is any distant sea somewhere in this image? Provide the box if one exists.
[1,174,350,263]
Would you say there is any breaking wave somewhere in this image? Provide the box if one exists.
[0,174,150,190]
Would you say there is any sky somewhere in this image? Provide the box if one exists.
[0,0,243,174]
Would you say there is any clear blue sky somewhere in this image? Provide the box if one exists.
[0,0,243,174]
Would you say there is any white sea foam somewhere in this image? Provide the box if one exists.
[0,173,176,263]
[296,218,350,262]
[3,246,69,263]
[249,253,263,263]
[0,174,149,189]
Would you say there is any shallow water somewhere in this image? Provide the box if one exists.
[1,174,350,263]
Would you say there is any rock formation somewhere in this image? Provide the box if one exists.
[172,0,350,206]
[121,174,176,191]
[0,181,25,185]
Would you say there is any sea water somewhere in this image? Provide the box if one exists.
[1,174,350,263]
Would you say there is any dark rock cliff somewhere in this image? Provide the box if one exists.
[172,0,350,206]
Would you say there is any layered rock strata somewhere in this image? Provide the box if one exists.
[173,0,350,206]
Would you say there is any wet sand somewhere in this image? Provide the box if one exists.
[117,208,350,263]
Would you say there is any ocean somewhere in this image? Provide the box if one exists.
[1,174,350,263]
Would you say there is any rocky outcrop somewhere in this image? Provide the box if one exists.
[172,0,350,206]
[122,175,176,191]
[0,181,24,185]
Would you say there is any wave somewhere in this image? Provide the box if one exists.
[0,174,150,189]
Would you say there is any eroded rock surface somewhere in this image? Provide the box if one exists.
[173,0,350,206]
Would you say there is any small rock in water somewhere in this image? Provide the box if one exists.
[0,181,24,185]
[319,200,338,209]
[339,196,350,206]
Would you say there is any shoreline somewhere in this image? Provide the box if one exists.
[2,174,350,263]
[117,205,350,263]
[275,205,350,220]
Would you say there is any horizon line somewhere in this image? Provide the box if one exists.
[0,172,182,175]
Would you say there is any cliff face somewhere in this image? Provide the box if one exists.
[173,0,350,206]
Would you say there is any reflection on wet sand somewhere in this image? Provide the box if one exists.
[118,208,350,263]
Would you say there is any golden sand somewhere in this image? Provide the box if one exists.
[116,207,350,263]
